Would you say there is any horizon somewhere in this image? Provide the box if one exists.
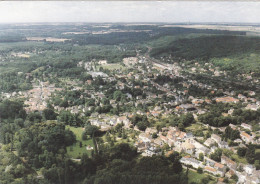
[0,1,260,23]
[1,22,260,25]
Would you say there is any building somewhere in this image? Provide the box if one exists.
[144,146,162,157]
[211,134,222,143]
[215,97,239,103]
[240,132,253,143]
[139,133,152,143]
[204,138,216,147]
[244,165,256,175]
[180,156,204,169]
[181,140,195,155]
[221,155,237,170]
[241,123,252,131]
[204,166,218,175]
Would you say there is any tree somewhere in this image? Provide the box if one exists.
[197,167,203,174]
[210,149,222,162]
[237,147,247,157]
[199,153,204,161]
[137,122,148,131]
[254,160,260,170]
[246,144,255,164]
[152,133,158,139]
[83,125,99,154]
[43,108,57,120]
[168,152,182,173]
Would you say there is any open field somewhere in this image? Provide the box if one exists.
[66,126,94,158]
[187,169,212,184]
[0,41,44,50]
[26,37,70,42]
[186,123,207,132]
[99,63,126,70]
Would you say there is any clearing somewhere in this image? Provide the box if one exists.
[66,126,94,158]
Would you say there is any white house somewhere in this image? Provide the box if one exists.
[139,133,152,143]
[244,165,256,175]
[180,157,204,169]
[241,123,252,131]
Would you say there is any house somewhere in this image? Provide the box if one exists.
[225,169,235,178]
[211,134,222,143]
[218,141,229,149]
[100,124,111,131]
[139,133,152,143]
[153,138,164,147]
[236,171,247,184]
[221,155,237,170]
[234,139,243,143]
[205,157,217,167]
[204,166,218,175]
[135,141,147,153]
[180,156,204,169]
[117,116,131,127]
[214,162,226,174]
[244,165,256,175]
[144,146,162,157]
[205,165,225,177]
[98,60,107,65]
[109,119,117,126]
[204,138,216,147]
[145,127,157,135]
[245,104,258,111]
[240,132,253,143]
[90,120,105,126]
[185,132,194,139]
[181,140,195,155]
[241,123,252,131]
[195,147,210,158]
[215,97,239,103]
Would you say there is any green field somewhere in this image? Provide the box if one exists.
[187,169,208,184]
[0,41,44,50]
[98,63,126,70]
[66,126,94,158]
[186,123,207,132]
[211,53,260,74]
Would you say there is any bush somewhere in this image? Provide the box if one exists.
[197,167,203,174]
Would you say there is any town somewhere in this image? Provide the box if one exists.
[0,22,260,184]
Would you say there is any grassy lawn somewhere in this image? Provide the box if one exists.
[187,169,207,184]
[187,169,216,184]
[98,63,126,70]
[66,126,94,158]
[186,123,206,132]
[231,154,248,164]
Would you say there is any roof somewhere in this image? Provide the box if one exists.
[215,162,225,169]
[205,166,217,172]
[215,97,239,103]
[241,132,251,139]
[182,141,195,150]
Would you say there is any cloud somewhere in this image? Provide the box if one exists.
[0,1,259,23]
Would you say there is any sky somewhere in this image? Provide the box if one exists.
[0,1,260,23]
